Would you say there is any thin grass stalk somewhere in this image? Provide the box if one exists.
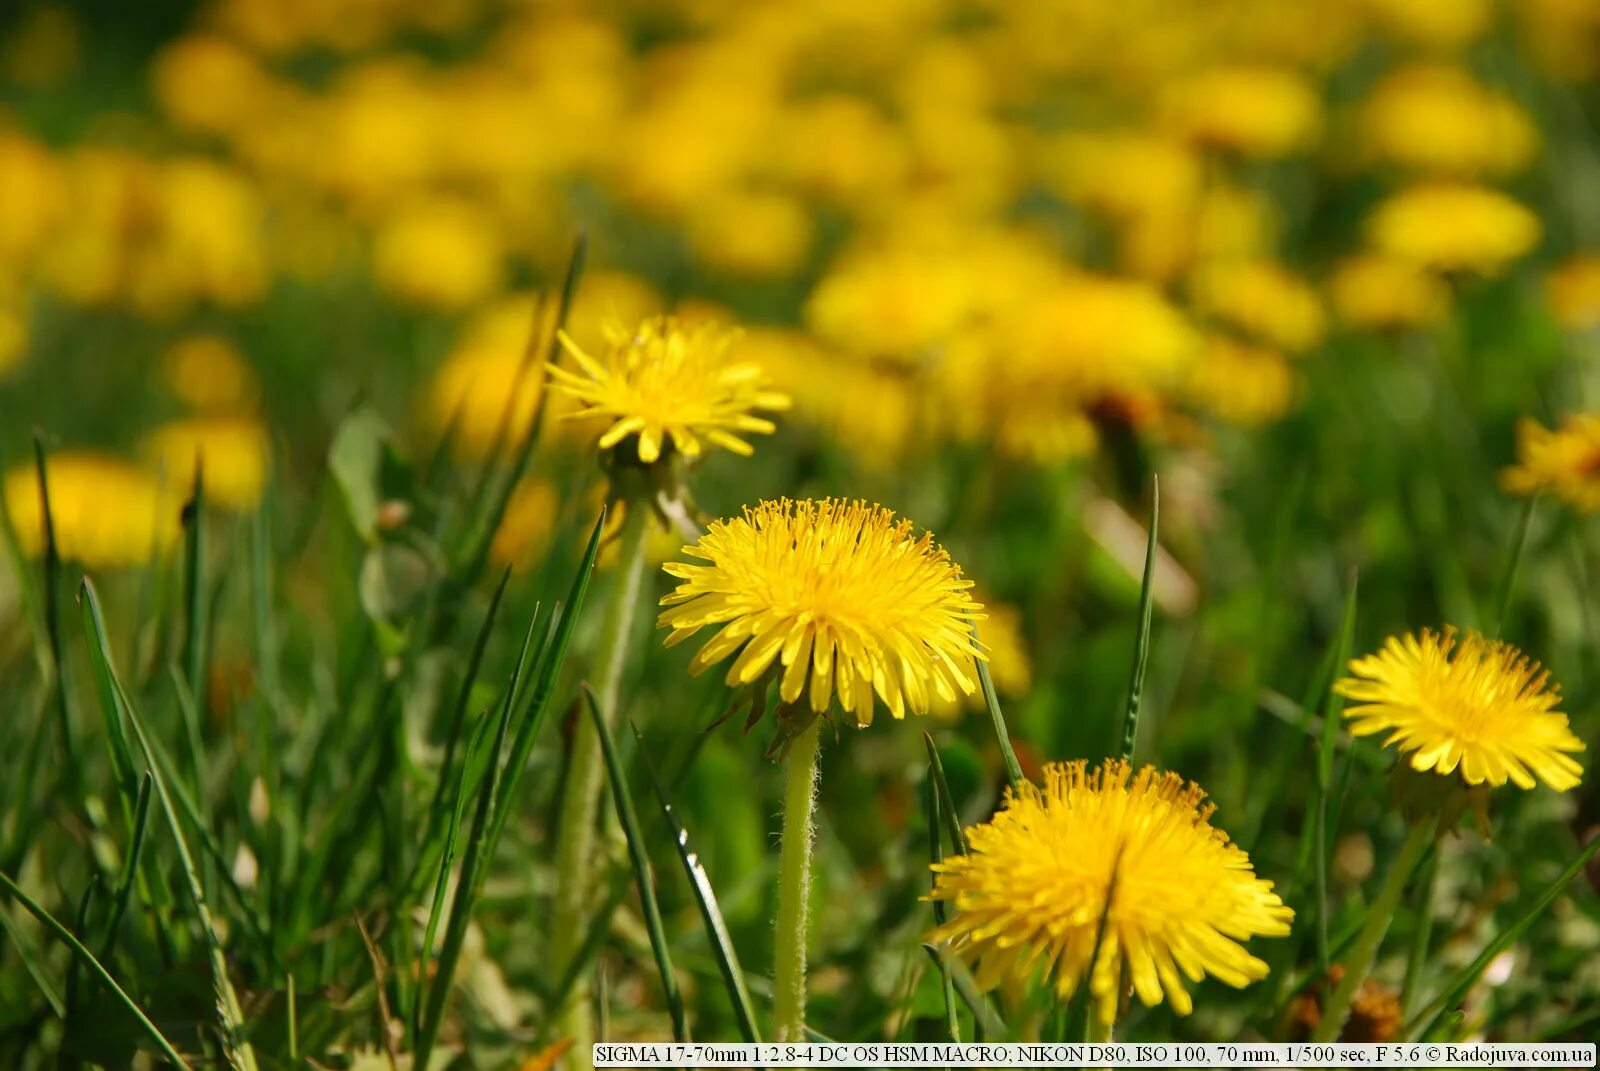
[0,870,191,1069]
[1312,817,1437,1042]
[923,774,959,1042]
[548,500,650,1047]
[1400,847,1440,1020]
[773,717,822,1042]
[971,619,1022,789]
[34,435,77,773]
[1119,475,1158,761]
[1491,495,1538,638]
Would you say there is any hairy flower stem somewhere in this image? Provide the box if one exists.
[549,500,651,1057]
[774,718,823,1042]
[1312,818,1437,1042]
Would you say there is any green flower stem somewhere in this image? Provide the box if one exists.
[1312,818,1437,1042]
[549,499,651,1053]
[773,717,822,1043]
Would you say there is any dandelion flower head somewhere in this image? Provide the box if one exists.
[1335,627,1584,791]
[1500,413,1600,514]
[658,498,983,725]
[928,759,1293,1027]
[549,316,789,465]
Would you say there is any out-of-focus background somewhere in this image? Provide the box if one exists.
[2,0,1600,1063]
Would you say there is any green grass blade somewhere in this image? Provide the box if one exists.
[485,508,607,852]
[80,579,260,1071]
[921,733,968,856]
[179,464,210,741]
[35,434,78,773]
[0,892,67,1017]
[1403,833,1600,1041]
[921,943,1008,1040]
[97,773,154,963]
[1314,570,1358,971]
[923,773,959,1042]
[250,469,281,707]
[78,579,141,804]
[970,620,1022,789]
[631,719,761,1043]
[586,683,688,1041]
[1491,494,1538,638]
[1119,474,1158,762]
[415,606,543,1071]
[0,440,48,672]
[0,869,191,1068]
[62,872,101,1036]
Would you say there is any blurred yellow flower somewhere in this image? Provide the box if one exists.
[1365,0,1491,50]
[1358,66,1538,176]
[143,416,270,510]
[151,35,287,136]
[372,196,504,310]
[1501,413,1600,513]
[659,498,984,725]
[1189,259,1325,353]
[562,270,664,355]
[1,5,81,89]
[928,759,1293,1027]
[776,95,908,207]
[1185,336,1297,425]
[1367,183,1541,275]
[1546,255,1600,330]
[3,453,178,567]
[162,334,260,412]
[490,478,559,573]
[1516,0,1600,82]
[1328,254,1451,330]
[929,598,1032,720]
[1336,628,1584,791]
[687,189,813,277]
[0,127,66,265]
[549,317,789,464]
[1163,66,1320,158]
[425,295,546,458]
[1047,130,1201,221]
[0,286,28,377]
[805,244,972,361]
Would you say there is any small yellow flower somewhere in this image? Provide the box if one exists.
[658,499,983,725]
[1366,183,1541,275]
[1336,628,1584,791]
[929,598,1031,721]
[3,453,179,567]
[1162,66,1321,158]
[549,317,789,464]
[162,334,259,412]
[425,295,547,459]
[372,195,505,310]
[143,415,270,510]
[1328,254,1451,330]
[1185,335,1298,425]
[1189,259,1325,353]
[1501,413,1600,513]
[1359,65,1538,177]
[929,759,1292,1027]
[1546,254,1600,331]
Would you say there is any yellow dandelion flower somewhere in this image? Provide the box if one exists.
[162,334,259,412]
[549,316,789,464]
[424,295,547,459]
[658,499,984,726]
[3,453,179,568]
[1501,413,1600,514]
[143,415,270,510]
[1189,259,1326,353]
[1359,65,1538,177]
[1184,335,1298,425]
[1328,254,1451,330]
[929,598,1032,721]
[372,195,505,311]
[929,759,1293,1027]
[1367,183,1541,275]
[1546,255,1600,331]
[1335,628,1585,791]
[1162,66,1321,158]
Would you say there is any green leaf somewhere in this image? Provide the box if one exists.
[632,719,761,1043]
[1119,475,1158,762]
[587,683,688,1041]
[328,405,393,542]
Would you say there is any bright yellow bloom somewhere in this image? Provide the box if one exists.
[1367,183,1541,275]
[1546,255,1600,330]
[1501,413,1600,514]
[372,195,504,310]
[1365,0,1491,49]
[1336,628,1584,791]
[549,317,789,464]
[143,416,269,510]
[687,188,813,278]
[162,334,259,412]
[1359,65,1538,177]
[1328,254,1451,330]
[929,759,1292,1027]
[1189,259,1325,353]
[1162,66,1321,158]
[658,499,984,725]
[929,598,1032,720]
[1185,336,1297,425]
[3,453,179,567]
